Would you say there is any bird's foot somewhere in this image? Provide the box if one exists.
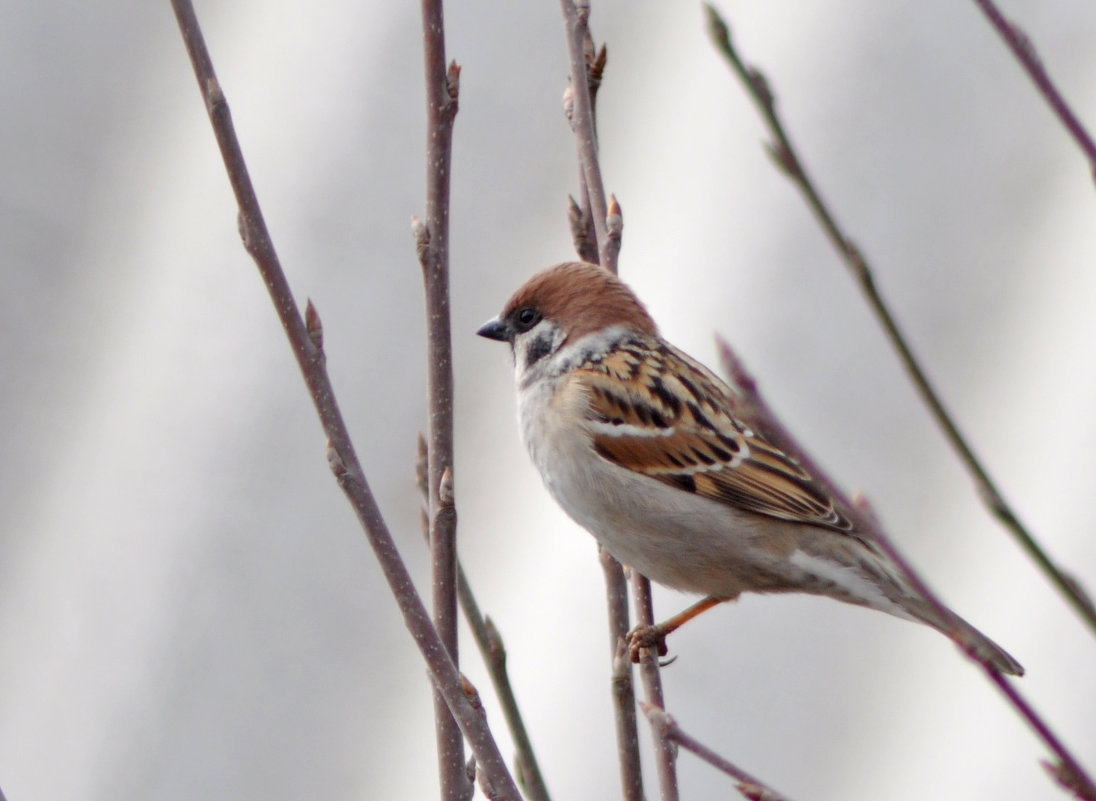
[625,623,670,663]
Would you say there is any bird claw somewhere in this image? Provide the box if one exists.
[626,624,669,663]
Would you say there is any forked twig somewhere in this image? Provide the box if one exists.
[704,3,1096,638]
[641,704,797,801]
[169,3,521,798]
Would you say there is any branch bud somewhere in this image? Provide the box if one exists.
[326,440,347,482]
[446,61,462,103]
[305,299,324,351]
[562,86,575,128]
[411,214,430,261]
[415,433,428,496]
[439,465,455,507]
[606,193,623,239]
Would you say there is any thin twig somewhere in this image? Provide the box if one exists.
[871,526,1096,801]
[417,437,553,801]
[560,0,613,272]
[458,566,553,801]
[563,38,608,266]
[559,5,647,798]
[631,573,680,801]
[717,337,1096,800]
[169,4,521,799]
[641,703,797,801]
[703,3,1096,638]
[417,0,467,796]
[600,547,645,801]
[969,0,1096,183]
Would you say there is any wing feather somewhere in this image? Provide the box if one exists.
[578,339,851,532]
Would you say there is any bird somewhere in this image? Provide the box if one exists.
[476,261,1022,675]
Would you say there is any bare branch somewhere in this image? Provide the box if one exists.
[559,6,648,797]
[704,3,1096,639]
[417,0,467,795]
[560,0,613,272]
[717,337,1096,800]
[631,573,679,801]
[641,704,797,801]
[872,525,1096,801]
[969,0,1096,183]
[599,548,644,801]
[169,3,520,798]
[417,436,554,801]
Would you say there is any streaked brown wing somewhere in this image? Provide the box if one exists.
[577,343,851,532]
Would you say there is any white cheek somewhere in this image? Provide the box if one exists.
[513,322,564,381]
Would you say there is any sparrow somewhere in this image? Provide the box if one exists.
[477,261,1022,675]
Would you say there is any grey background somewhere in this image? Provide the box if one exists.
[1,1,1094,799]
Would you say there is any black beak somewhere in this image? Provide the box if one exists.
[476,317,510,342]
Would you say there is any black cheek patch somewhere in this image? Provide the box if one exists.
[522,331,555,367]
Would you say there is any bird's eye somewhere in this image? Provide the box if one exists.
[514,307,541,332]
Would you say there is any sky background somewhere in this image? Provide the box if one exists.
[1,1,1095,799]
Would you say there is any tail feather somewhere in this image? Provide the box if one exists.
[848,546,1024,675]
[927,608,1024,676]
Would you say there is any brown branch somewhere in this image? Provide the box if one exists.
[631,572,680,801]
[563,37,608,267]
[560,0,613,272]
[600,547,644,801]
[641,704,797,801]
[558,6,648,798]
[416,436,553,801]
[416,0,467,796]
[169,3,521,799]
[703,3,1096,639]
[717,337,1096,801]
[870,521,1096,801]
[969,0,1096,183]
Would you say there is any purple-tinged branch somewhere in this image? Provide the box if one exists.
[969,0,1096,184]
[641,704,796,801]
[169,2,520,798]
[871,525,1096,801]
[717,337,1096,801]
[704,3,1096,640]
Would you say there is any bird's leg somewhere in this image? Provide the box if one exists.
[626,595,727,663]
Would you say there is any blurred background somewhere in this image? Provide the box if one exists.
[1,1,1094,799]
